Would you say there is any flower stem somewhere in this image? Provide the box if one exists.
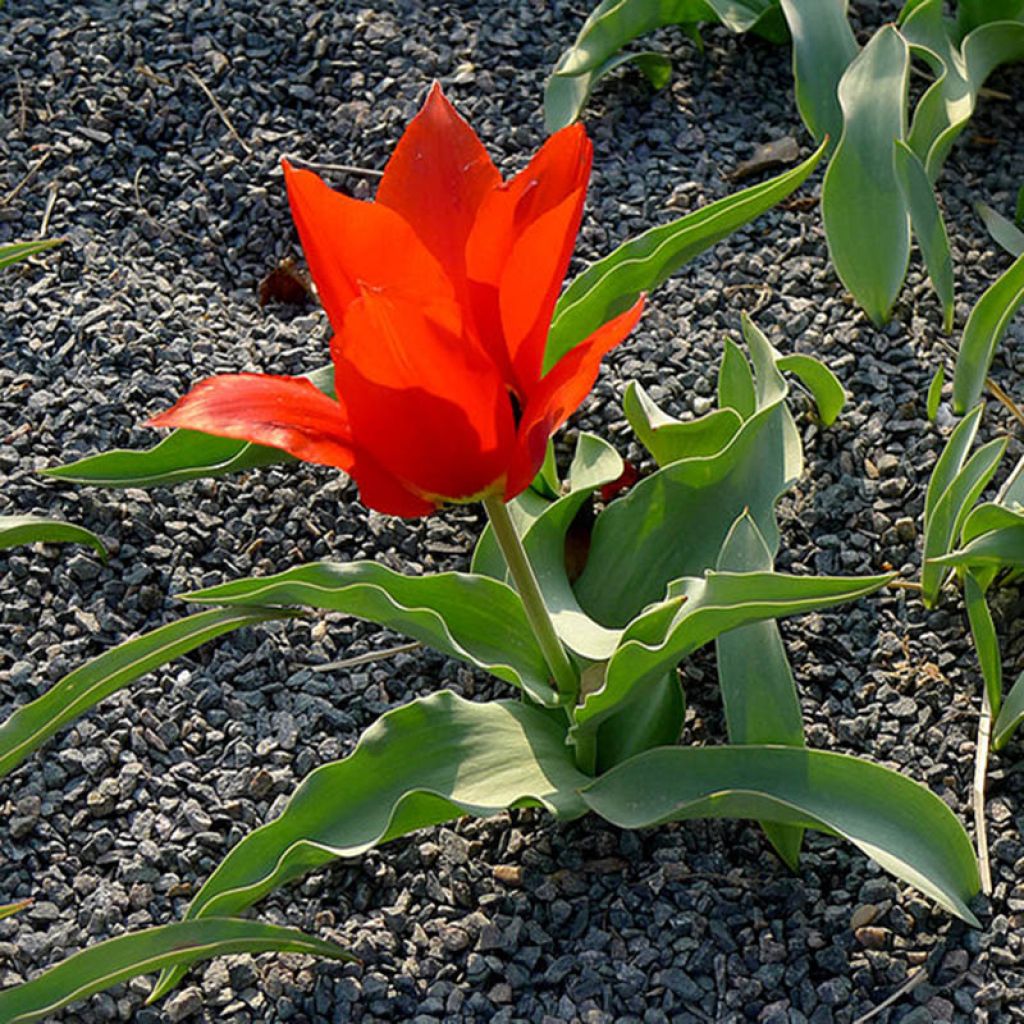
[482,495,578,707]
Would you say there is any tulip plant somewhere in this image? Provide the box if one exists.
[0,87,982,1020]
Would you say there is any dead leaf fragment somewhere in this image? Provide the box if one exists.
[729,136,800,182]
[258,257,314,308]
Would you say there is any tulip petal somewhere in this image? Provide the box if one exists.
[283,162,458,336]
[507,297,645,500]
[335,291,516,505]
[465,125,592,387]
[147,374,355,471]
[376,83,500,283]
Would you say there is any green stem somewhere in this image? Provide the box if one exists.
[482,495,578,707]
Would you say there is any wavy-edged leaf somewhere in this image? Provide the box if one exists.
[0,516,107,561]
[582,744,980,924]
[925,403,983,526]
[0,608,289,779]
[717,338,757,418]
[893,139,955,332]
[152,691,589,1000]
[952,252,1024,413]
[547,142,827,368]
[993,669,1024,748]
[779,0,858,145]
[0,919,353,1024]
[715,513,804,868]
[44,366,334,488]
[575,568,892,740]
[921,437,1008,605]
[184,561,559,705]
[624,382,742,466]
[927,364,945,421]
[775,353,846,426]
[595,670,685,772]
[0,238,63,270]
[977,201,1024,258]
[821,25,911,325]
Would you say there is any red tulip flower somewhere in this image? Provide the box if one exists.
[148,84,644,516]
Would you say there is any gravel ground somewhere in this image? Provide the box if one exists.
[2,1,1024,1022]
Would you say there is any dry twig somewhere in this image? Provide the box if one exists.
[852,967,927,1024]
[974,689,993,894]
[186,66,253,156]
[310,641,422,673]
[1,150,51,208]
[282,155,383,179]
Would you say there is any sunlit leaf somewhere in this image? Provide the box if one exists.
[0,516,107,561]
[0,238,63,271]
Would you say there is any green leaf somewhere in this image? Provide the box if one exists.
[470,488,552,580]
[152,691,589,1000]
[715,513,805,868]
[927,364,945,421]
[0,238,63,270]
[0,899,32,922]
[0,516,107,561]
[775,354,846,426]
[778,0,859,145]
[893,139,955,332]
[184,561,559,705]
[921,436,1008,605]
[952,252,1024,413]
[594,670,685,772]
[44,366,334,488]
[933,524,1024,570]
[582,744,980,924]
[0,919,353,1024]
[624,383,742,465]
[0,608,289,780]
[576,398,800,626]
[707,0,787,42]
[925,403,983,526]
[993,668,1024,748]
[964,570,1002,715]
[547,142,827,368]
[575,568,892,741]
[717,338,757,418]
[976,201,1024,258]
[821,25,911,325]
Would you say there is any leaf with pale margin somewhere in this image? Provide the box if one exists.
[718,338,756,418]
[0,608,290,779]
[0,516,107,561]
[821,26,911,325]
[582,744,980,924]
[893,139,955,332]
[715,513,804,867]
[774,354,846,426]
[151,691,589,1000]
[779,0,858,145]
[547,143,827,368]
[994,669,1024,748]
[0,238,63,270]
[574,569,892,741]
[953,252,1024,413]
[977,202,1024,258]
[0,919,353,1024]
[927,365,945,421]
[963,569,1002,715]
[925,403,983,526]
[184,562,559,705]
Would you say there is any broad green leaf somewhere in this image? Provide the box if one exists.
[45,366,334,488]
[0,238,63,270]
[775,354,846,425]
[0,516,107,561]
[821,26,911,325]
[717,338,756,418]
[0,608,289,779]
[595,670,685,772]
[893,139,955,332]
[779,0,859,144]
[927,364,945,421]
[976,201,1024,258]
[0,899,31,922]
[582,744,980,924]
[902,3,1024,180]
[993,669,1024,748]
[715,513,804,868]
[547,142,827,368]
[952,252,1024,413]
[185,562,558,705]
[152,691,589,999]
[925,403,983,526]
[964,570,1002,715]
[956,0,1024,37]
[743,314,791,413]
[577,397,799,626]
[470,488,552,580]
[0,919,353,1024]
[575,568,891,739]
[921,437,1008,605]
[624,382,742,465]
